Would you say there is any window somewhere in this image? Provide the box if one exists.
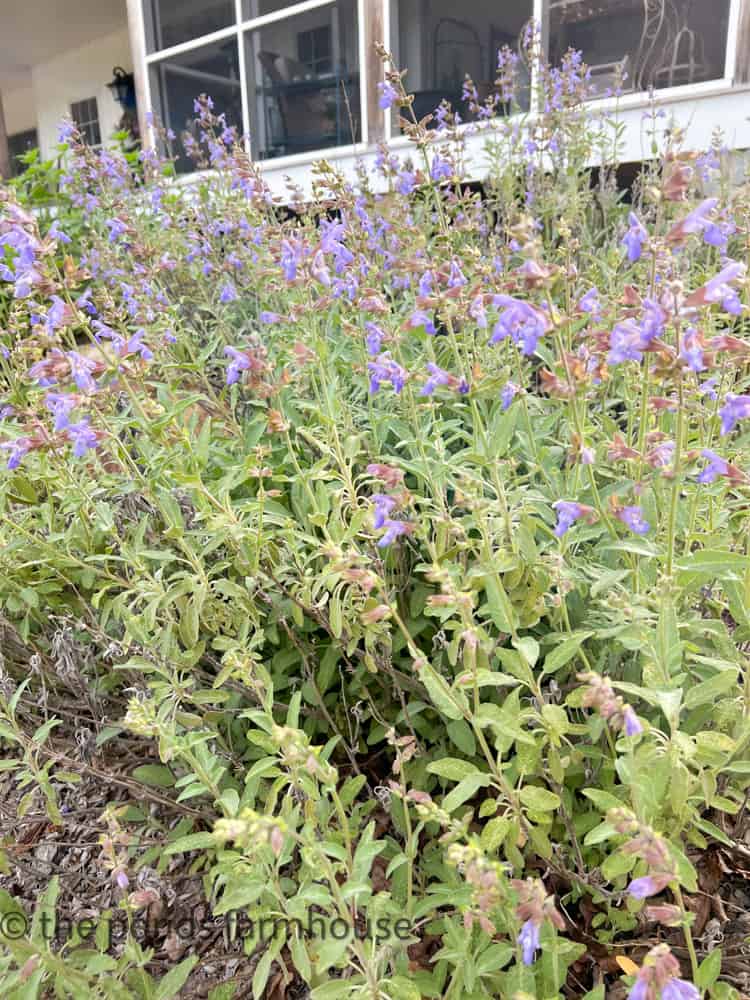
[150,38,242,173]
[145,0,361,166]
[547,0,731,94]
[245,0,359,160]
[146,0,235,54]
[395,0,534,123]
[7,129,38,177]
[298,25,333,75]
[70,98,101,146]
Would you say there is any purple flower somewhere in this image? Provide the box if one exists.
[469,295,487,328]
[372,494,397,529]
[430,155,452,182]
[697,449,729,484]
[627,876,659,899]
[57,119,76,143]
[680,328,704,372]
[365,322,385,356]
[719,394,750,435]
[418,271,433,297]
[1,437,32,470]
[280,239,301,281]
[608,320,646,365]
[517,919,540,966]
[623,706,643,736]
[68,352,98,393]
[67,419,99,457]
[219,281,238,304]
[396,169,417,196]
[106,218,128,242]
[368,353,407,395]
[698,377,718,401]
[420,362,450,396]
[45,295,67,335]
[626,980,649,1000]
[447,261,466,288]
[45,392,77,431]
[552,500,585,538]
[622,212,647,262]
[661,980,700,1000]
[115,870,130,890]
[578,287,600,315]
[378,81,399,110]
[408,310,437,335]
[617,506,650,535]
[501,382,518,411]
[378,519,410,547]
[224,346,250,386]
[259,311,281,324]
[491,296,549,356]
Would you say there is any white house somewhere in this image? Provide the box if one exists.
[1,0,750,198]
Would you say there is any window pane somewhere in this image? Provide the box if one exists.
[548,0,731,94]
[71,98,102,146]
[244,0,359,160]
[242,1,312,18]
[145,0,235,53]
[396,0,534,122]
[8,129,39,177]
[150,38,243,173]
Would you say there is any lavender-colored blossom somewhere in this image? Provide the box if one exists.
[626,980,649,1000]
[45,392,77,431]
[67,419,99,458]
[627,875,660,899]
[408,310,437,335]
[106,218,128,242]
[469,295,487,328]
[418,271,433,297]
[396,169,417,196]
[501,382,518,411]
[608,320,646,365]
[517,919,540,965]
[622,212,647,263]
[623,706,644,736]
[447,261,467,288]
[661,980,700,1000]
[219,281,238,304]
[1,437,32,470]
[719,394,750,435]
[378,81,399,110]
[365,322,384,356]
[420,362,451,396]
[491,295,549,356]
[368,353,407,395]
[680,328,704,372]
[552,500,586,538]
[697,449,729,483]
[378,519,409,547]
[372,494,397,529]
[430,155,452,182]
[698,377,719,401]
[617,505,650,535]
[578,287,600,315]
[45,295,66,335]
[68,352,98,393]
[224,346,250,386]
[259,311,281,324]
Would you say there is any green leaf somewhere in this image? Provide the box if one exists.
[519,786,560,812]
[155,955,199,1000]
[696,948,722,991]
[214,877,266,914]
[542,633,592,675]
[684,668,738,710]
[426,758,482,782]
[442,773,492,812]
[676,550,750,585]
[419,664,466,721]
[132,764,175,788]
[164,832,218,855]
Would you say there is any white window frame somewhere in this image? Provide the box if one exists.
[140,0,368,165]
[135,0,745,174]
